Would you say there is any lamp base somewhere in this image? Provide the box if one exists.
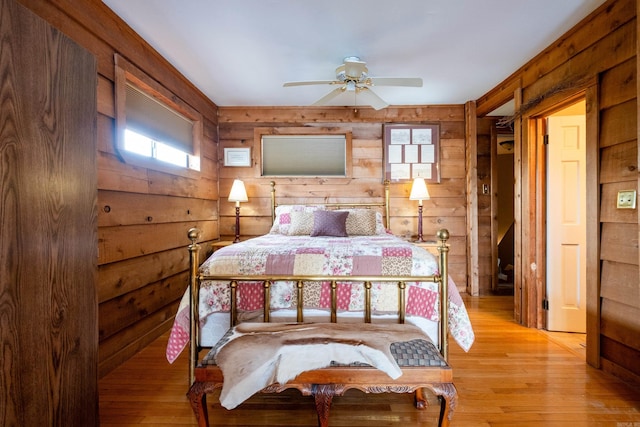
[234,206,241,243]
[415,204,424,244]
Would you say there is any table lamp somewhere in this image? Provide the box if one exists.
[228,179,248,243]
[409,177,430,242]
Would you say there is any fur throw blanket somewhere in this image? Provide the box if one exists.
[214,322,430,409]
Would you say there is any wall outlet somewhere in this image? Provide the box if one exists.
[616,190,636,209]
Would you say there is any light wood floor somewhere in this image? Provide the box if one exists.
[99,296,640,426]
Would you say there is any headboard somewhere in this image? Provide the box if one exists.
[269,180,391,230]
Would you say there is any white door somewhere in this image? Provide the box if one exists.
[546,108,587,332]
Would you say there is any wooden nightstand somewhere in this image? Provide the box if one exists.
[412,240,440,256]
[211,240,234,252]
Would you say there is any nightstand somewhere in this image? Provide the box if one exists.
[412,240,440,256]
[211,240,234,252]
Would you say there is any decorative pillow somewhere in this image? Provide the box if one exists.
[341,209,378,236]
[311,210,349,237]
[375,211,388,234]
[287,211,315,235]
[269,205,324,234]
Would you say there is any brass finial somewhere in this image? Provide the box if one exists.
[187,228,201,243]
[437,229,449,241]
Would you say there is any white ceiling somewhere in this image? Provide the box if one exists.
[102,0,607,114]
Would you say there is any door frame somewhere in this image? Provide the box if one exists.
[515,81,600,366]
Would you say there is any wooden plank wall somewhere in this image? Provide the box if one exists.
[599,51,640,382]
[217,107,468,290]
[476,0,639,383]
[2,0,98,423]
[476,118,494,294]
[19,0,221,376]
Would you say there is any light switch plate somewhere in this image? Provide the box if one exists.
[616,190,636,209]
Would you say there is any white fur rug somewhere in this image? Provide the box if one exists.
[214,322,429,409]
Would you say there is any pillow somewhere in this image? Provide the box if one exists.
[342,209,378,236]
[287,211,315,235]
[375,211,388,235]
[311,210,348,237]
[269,205,324,234]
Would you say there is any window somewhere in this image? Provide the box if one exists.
[256,127,352,177]
[124,129,189,168]
[114,54,202,177]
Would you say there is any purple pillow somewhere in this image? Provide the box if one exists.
[311,210,349,237]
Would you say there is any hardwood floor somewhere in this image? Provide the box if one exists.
[99,296,640,426]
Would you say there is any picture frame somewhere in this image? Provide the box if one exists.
[224,147,251,167]
[383,124,440,183]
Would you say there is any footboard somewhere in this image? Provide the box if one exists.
[187,228,451,385]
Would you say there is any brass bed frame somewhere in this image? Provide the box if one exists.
[185,181,456,426]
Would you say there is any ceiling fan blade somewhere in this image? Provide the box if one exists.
[368,77,423,87]
[357,87,389,110]
[283,80,339,87]
[311,87,345,106]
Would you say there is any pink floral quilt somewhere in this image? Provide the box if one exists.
[166,234,474,363]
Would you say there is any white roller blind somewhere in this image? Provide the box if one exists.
[125,83,193,155]
[262,135,347,176]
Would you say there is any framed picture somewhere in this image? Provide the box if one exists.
[224,147,251,167]
[383,124,440,183]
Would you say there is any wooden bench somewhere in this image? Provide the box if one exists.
[187,331,457,427]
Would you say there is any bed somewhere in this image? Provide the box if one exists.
[168,181,474,426]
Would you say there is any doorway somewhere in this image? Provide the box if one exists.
[508,84,598,363]
[496,132,515,295]
[545,100,587,333]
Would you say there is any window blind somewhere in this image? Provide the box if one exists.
[125,83,193,155]
[262,135,347,176]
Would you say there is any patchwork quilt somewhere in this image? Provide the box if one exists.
[166,234,474,363]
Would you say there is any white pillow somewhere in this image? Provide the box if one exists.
[269,205,325,235]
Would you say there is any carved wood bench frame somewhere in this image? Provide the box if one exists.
[188,358,457,427]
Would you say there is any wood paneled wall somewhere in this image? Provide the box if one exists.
[217,107,468,289]
[19,0,220,376]
[476,0,639,384]
[476,118,494,294]
[2,0,98,424]
[598,49,639,382]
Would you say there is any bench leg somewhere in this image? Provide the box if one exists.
[312,384,341,427]
[187,382,215,427]
[422,383,458,427]
[414,388,428,409]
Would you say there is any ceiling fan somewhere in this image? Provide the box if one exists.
[283,56,423,110]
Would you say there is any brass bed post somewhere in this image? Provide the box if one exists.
[437,229,450,361]
[383,179,390,230]
[263,281,271,322]
[230,281,238,326]
[330,281,337,323]
[364,281,372,323]
[296,280,304,322]
[187,228,201,385]
[398,281,406,324]
[270,181,276,224]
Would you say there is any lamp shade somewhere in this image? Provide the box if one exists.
[228,179,248,203]
[409,177,430,201]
